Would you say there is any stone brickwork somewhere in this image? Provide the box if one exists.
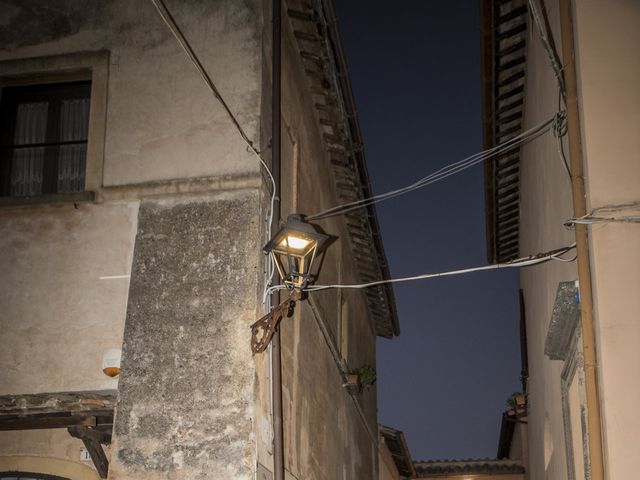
[111,191,261,480]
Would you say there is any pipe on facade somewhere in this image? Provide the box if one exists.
[558,2,605,479]
[270,1,285,479]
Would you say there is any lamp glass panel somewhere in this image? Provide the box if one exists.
[280,235,312,251]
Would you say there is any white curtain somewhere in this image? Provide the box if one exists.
[10,97,89,196]
[58,98,89,192]
[11,102,47,196]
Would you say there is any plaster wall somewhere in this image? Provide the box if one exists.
[251,3,379,479]
[572,2,640,479]
[519,1,640,479]
[0,201,138,395]
[378,439,401,480]
[0,0,383,478]
[0,430,103,480]
[0,0,264,185]
[0,1,268,476]
[518,3,576,479]
[0,0,266,396]
[508,420,528,475]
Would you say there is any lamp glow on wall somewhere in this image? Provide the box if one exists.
[263,214,330,290]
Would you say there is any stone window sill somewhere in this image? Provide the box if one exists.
[0,191,96,207]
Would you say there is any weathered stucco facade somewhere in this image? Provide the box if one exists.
[483,1,639,479]
[0,1,397,479]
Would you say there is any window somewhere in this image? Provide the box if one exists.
[0,81,91,197]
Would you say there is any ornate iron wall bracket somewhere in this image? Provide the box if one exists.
[251,290,300,354]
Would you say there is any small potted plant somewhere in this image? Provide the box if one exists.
[343,365,376,393]
[506,392,526,416]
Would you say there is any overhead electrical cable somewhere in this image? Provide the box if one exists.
[263,244,576,298]
[565,202,640,227]
[148,0,277,306]
[150,0,261,157]
[590,200,640,214]
[527,0,573,180]
[308,114,561,221]
[527,0,566,97]
[565,215,640,226]
[302,244,576,292]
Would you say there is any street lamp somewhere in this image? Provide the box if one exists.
[251,214,330,354]
[263,214,330,290]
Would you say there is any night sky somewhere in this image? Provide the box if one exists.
[335,1,523,460]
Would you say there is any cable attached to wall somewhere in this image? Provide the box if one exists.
[148,0,278,307]
[553,91,572,179]
[527,0,575,181]
[527,0,566,98]
[264,244,576,297]
[565,215,640,226]
[565,201,640,227]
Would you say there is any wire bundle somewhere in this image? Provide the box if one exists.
[565,201,640,227]
[149,0,580,300]
[307,114,560,221]
[262,244,576,296]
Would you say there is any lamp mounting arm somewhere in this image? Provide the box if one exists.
[251,290,301,354]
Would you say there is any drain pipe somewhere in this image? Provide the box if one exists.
[270,0,285,479]
[558,2,605,479]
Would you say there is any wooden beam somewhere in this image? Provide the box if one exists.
[0,415,96,431]
[0,391,116,417]
[68,426,110,479]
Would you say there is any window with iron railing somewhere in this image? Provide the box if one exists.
[0,81,91,197]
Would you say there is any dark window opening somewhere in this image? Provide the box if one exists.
[0,81,91,197]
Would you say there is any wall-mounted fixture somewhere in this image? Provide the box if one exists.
[102,348,121,377]
[251,214,331,354]
[263,214,329,290]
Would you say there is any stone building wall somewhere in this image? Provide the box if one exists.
[519,1,640,479]
[0,1,267,478]
[0,0,385,479]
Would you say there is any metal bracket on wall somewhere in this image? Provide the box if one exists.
[250,290,300,354]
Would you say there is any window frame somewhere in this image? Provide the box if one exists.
[0,80,92,197]
[0,51,108,206]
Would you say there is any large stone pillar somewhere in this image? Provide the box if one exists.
[110,190,261,480]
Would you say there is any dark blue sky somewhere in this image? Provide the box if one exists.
[336,1,522,460]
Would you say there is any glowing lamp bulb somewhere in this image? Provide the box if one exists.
[280,235,311,250]
[264,214,330,289]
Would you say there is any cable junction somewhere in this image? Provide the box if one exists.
[148,0,277,307]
